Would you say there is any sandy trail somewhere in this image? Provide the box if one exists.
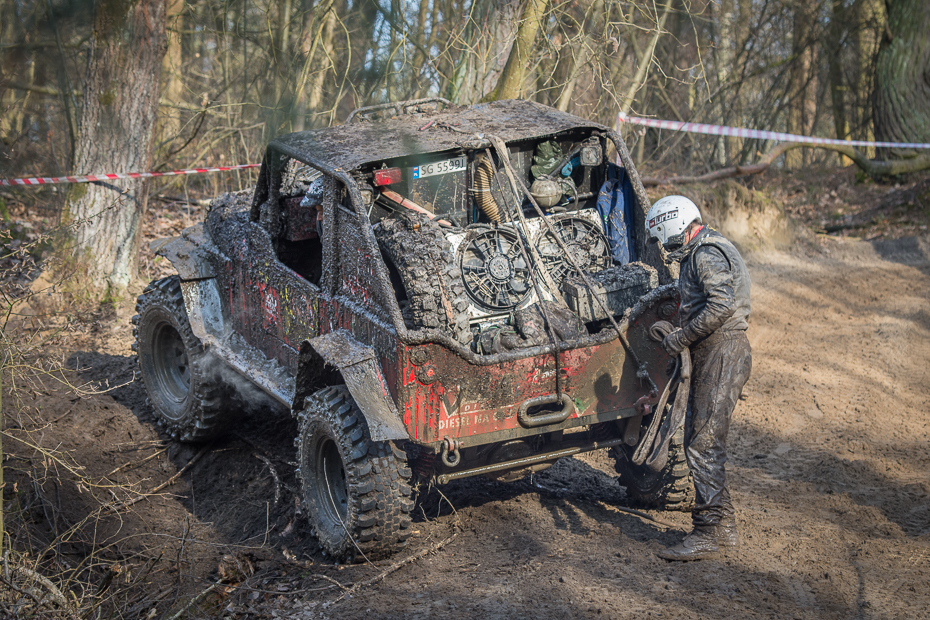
[6,233,929,619]
[307,235,930,620]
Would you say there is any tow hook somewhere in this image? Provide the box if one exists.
[441,436,461,467]
[634,390,658,416]
[625,392,657,446]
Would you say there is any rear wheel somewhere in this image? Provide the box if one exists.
[613,424,694,511]
[133,276,232,441]
[297,386,414,561]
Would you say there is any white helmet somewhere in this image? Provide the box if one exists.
[646,196,702,249]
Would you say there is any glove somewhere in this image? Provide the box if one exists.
[662,329,688,356]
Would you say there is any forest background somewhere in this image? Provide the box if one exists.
[1,0,928,295]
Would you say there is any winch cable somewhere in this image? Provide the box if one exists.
[487,135,658,395]
[483,147,565,399]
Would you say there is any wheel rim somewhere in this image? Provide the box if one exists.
[316,437,348,525]
[151,321,191,414]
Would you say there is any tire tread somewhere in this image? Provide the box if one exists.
[133,275,234,442]
[297,386,413,561]
[613,425,695,511]
[375,213,472,345]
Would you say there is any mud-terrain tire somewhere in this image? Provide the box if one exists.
[612,425,694,511]
[133,276,231,442]
[297,386,414,561]
[375,213,473,345]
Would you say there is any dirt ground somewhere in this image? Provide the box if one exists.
[2,169,929,619]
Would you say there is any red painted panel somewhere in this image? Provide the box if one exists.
[393,296,676,445]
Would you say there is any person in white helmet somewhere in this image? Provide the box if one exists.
[645,195,752,561]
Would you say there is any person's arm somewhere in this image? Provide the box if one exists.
[663,246,736,354]
[681,246,736,343]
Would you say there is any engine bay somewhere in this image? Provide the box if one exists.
[358,130,652,350]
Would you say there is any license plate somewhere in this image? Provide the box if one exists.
[412,156,466,179]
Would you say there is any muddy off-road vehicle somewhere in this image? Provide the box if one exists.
[135,98,693,560]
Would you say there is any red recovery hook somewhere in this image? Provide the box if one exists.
[380,189,453,227]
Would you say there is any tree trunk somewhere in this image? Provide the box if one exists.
[482,0,521,99]
[711,0,734,166]
[411,0,432,98]
[854,0,884,148]
[786,1,817,168]
[874,0,930,159]
[160,0,184,140]
[448,0,488,103]
[65,0,167,297]
[553,0,603,113]
[826,0,851,165]
[0,12,34,147]
[619,1,671,115]
[292,0,336,131]
[482,0,547,101]
[307,6,337,116]
[721,0,752,163]
[270,0,294,135]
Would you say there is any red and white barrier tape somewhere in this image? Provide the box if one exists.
[0,163,260,188]
[6,115,929,187]
[617,113,930,150]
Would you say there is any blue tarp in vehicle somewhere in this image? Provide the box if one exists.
[596,163,636,265]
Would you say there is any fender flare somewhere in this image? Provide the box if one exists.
[151,224,217,280]
[300,330,408,442]
[152,226,228,342]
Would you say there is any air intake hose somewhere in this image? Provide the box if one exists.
[472,154,502,222]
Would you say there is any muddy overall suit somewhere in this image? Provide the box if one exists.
[645,196,752,561]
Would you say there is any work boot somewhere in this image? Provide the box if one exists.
[716,517,738,548]
[656,526,720,561]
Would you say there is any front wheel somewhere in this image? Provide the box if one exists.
[297,386,414,561]
[133,276,232,441]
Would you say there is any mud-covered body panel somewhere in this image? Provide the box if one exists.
[162,207,678,452]
[150,226,217,280]
[308,330,408,442]
[260,100,606,183]
[395,289,678,447]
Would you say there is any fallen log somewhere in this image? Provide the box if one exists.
[641,142,930,186]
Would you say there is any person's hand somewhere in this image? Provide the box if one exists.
[662,329,688,356]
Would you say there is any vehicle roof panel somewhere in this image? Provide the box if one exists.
[268,99,607,170]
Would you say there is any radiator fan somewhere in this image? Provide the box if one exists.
[536,217,611,286]
[460,227,532,311]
